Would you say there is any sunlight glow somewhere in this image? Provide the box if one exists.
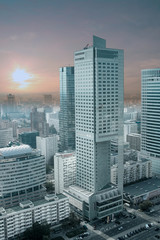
[12,68,33,89]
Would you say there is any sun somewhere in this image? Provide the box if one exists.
[12,68,33,89]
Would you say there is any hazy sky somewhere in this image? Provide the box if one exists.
[0,0,160,97]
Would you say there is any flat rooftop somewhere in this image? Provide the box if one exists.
[124,177,160,197]
[0,194,67,215]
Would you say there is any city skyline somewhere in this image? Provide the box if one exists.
[0,0,159,97]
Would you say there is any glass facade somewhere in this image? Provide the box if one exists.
[59,67,75,152]
[141,68,160,174]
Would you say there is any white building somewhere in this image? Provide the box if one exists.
[0,194,69,240]
[64,36,124,221]
[54,152,76,194]
[0,145,46,208]
[111,159,152,185]
[141,68,160,175]
[36,135,58,164]
[0,128,13,147]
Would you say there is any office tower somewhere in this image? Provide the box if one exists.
[64,36,124,221]
[19,131,39,149]
[141,68,160,174]
[36,135,58,164]
[54,152,76,194]
[0,145,46,208]
[31,107,49,137]
[44,94,52,105]
[59,66,75,151]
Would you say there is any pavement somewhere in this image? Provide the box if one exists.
[50,206,160,240]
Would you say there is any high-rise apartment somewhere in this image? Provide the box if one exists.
[59,66,75,151]
[141,68,160,174]
[64,36,124,221]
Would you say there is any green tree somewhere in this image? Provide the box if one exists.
[45,182,54,193]
[139,200,152,211]
[23,222,50,240]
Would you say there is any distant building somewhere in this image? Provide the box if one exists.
[124,120,138,142]
[111,159,152,185]
[54,152,76,194]
[36,135,58,164]
[0,128,13,147]
[19,131,39,149]
[0,194,69,240]
[127,133,141,151]
[7,94,16,113]
[59,66,75,151]
[111,139,129,154]
[141,68,160,175]
[31,107,49,137]
[0,145,46,208]
[46,111,59,132]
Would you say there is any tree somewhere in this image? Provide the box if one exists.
[23,222,50,240]
[139,200,152,211]
[69,212,80,227]
[45,182,54,193]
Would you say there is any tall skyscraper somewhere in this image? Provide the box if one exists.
[59,66,75,151]
[64,36,124,221]
[141,68,160,174]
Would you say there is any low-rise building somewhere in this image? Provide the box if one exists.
[0,194,69,240]
[111,159,152,185]
[124,177,160,206]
